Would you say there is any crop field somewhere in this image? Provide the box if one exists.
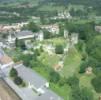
[0,79,21,100]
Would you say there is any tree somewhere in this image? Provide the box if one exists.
[27,22,40,32]
[86,35,101,62]
[59,23,64,37]
[59,77,66,86]
[14,76,23,85]
[71,87,94,100]
[20,54,33,66]
[43,29,52,39]
[67,76,79,88]
[10,68,18,77]
[79,61,88,73]
[15,38,18,47]
[55,45,64,54]
[49,70,60,83]
[80,88,94,100]
[34,49,40,56]
[91,76,101,93]
[16,40,26,50]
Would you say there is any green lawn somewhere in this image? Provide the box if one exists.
[38,4,64,12]
[43,37,67,46]
[79,73,101,100]
[38,52,60,67]
[50,83,71,100]
[60,47,81,78]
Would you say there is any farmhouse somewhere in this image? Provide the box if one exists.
[64,30,69,38]
[16,30,34,40]
[8,30,44,44]
[95,26,101,33]
[41,24,59,34]
[58,11,71,19]
[71,33,79,45]
[43,44,55,55]
[15,64,63,100]
[34,31,44,41]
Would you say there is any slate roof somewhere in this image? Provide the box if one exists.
[15,64,63,100]
[15,64,47,89]
[36,88,63,100]
[16,30,34,38]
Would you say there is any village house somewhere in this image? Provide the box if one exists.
[14,64,63,100]
[0,22,28,33]
[15,64,49,94]
[51,11,71,20]
[43,44,55,55]
[7,30,34,44]
[70,33,79,45]
[57,11,71,19]
[7,30,44,44]
[95,25,101,33]
[41,24,59,34]
[64,30,69,38]
[16,30,34,40]
[34,31,44,41]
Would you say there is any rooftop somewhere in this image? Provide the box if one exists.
[15,64,63,100]
[15,64,47,89]
[16,30,34,38]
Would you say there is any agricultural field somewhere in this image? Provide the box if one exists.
[0,79,21,100]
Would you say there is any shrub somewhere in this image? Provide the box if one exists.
[59,78,66,86]
[67,76,79,88]
[10,68,18,78]
[79,61,88,73]
[14,76,23,85]
[55,45,64,54]
[91,76,101,93]
[49,70,60,83]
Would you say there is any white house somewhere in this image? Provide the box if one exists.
[71,33,79,45]
[7,33,16,43]
[43,44,55,55]
[34,31,44,41]
[64,30,69,38]
[41,24,59,34]
[16,30,34,40]
[7,30,44,44]
[58,11,71,19]
[95,26,101,33]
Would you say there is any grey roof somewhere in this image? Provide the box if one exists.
[15,64,63,100]
[15,64,47,89]
[36,88,63,100]
[16,30,34,38]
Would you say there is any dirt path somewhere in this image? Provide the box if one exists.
[0,79,21,100]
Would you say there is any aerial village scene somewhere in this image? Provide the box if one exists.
[0,0,101,100]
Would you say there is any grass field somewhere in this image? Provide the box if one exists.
[33,46,82,100]
[60,47,81,78]
[50,83,71,100]
[42,37,67,47]
[79,73,101,100]
[38,4,64,12]
[38,52,60,67]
